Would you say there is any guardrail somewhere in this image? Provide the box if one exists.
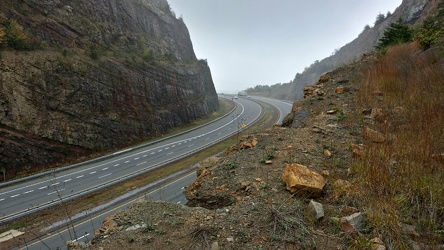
[0,100,265,224]
[0,98,237,189]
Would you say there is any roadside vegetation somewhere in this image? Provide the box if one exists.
[350,12,444,247]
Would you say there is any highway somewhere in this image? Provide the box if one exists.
[2,95,293,249]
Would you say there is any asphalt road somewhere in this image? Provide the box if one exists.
[3,95,292,249]
[0,97,263,224]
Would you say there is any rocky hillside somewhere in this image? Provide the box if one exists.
[246,0,439,101]
[0,0,219,176]
[73,36,444,248]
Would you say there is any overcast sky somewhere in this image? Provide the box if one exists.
[167,0,402,93]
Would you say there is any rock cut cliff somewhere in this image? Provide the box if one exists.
[0,0,219,176]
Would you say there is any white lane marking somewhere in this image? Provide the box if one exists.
[76,175,84,179]
[143,155,147,157]
[102,167,108,171]
[24,190,34,194]
[167,152,174,156]
[0,98,252,197]
[188,144,194,148]
[64,179,72,183]
[205,138,210,141]
[51,182,60,186]
[171,145,175,148]
[11,194,20,198]
[98,173,112,179]
[151,152,155,155]
[47,189,65,195]
[73,233,90,242]
[136,161,147,166]
[134,157,139,160]
[90,171,96,175]
[0,198,4,201]
[177,201,181,204]
[158,150,162,152]
[165,147,169,150]
[114,164,120,167]
[178,143,182,146]
[124,160,130,163]
[39,186,46,190]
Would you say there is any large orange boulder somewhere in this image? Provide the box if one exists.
[281,164,326,198]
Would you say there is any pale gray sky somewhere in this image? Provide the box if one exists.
[167,0,402,93]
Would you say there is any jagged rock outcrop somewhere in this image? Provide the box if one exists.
[0,0,219,174]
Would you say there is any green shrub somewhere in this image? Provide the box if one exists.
[5,19,32,50]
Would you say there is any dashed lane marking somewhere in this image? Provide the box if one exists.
[98,173,112,179]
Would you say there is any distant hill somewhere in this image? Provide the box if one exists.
[246,0,440,101]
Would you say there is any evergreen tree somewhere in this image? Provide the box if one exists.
[375,19,413,50]
[415,2,444,49]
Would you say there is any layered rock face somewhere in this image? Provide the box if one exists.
[0,0,219,173]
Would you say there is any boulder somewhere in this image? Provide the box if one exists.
[340,212,366,233]
[281,164,326,198]
[308,200,325,220]
[363,126,385,143]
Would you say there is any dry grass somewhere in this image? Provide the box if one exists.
[353,42,444,247]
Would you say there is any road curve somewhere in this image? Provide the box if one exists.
[0,97,263,224]
[10,95,293,249]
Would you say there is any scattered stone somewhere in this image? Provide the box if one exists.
[125,224,144,231]
[370,237,386,250]
[335,86,345,94]
[67,240,88,250]
[227,237,234,242]
[304,85,315,99]
[393,106,404,115]
[363,126,385,143]
[265,160,272,164]
[340,206,359,216]
[340,212,366,233]
[321,170,330,178]
[370,108,383,119]
[323,149,332,157]
[308,200,325,220]
[362,108,372,115]
[281,163,326,198]
[95,216,119,235]
[312,127,323,133]
[351,144,365,158]
[327,110,337,114]
[211,241,219,250]
[373,90,383,96]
